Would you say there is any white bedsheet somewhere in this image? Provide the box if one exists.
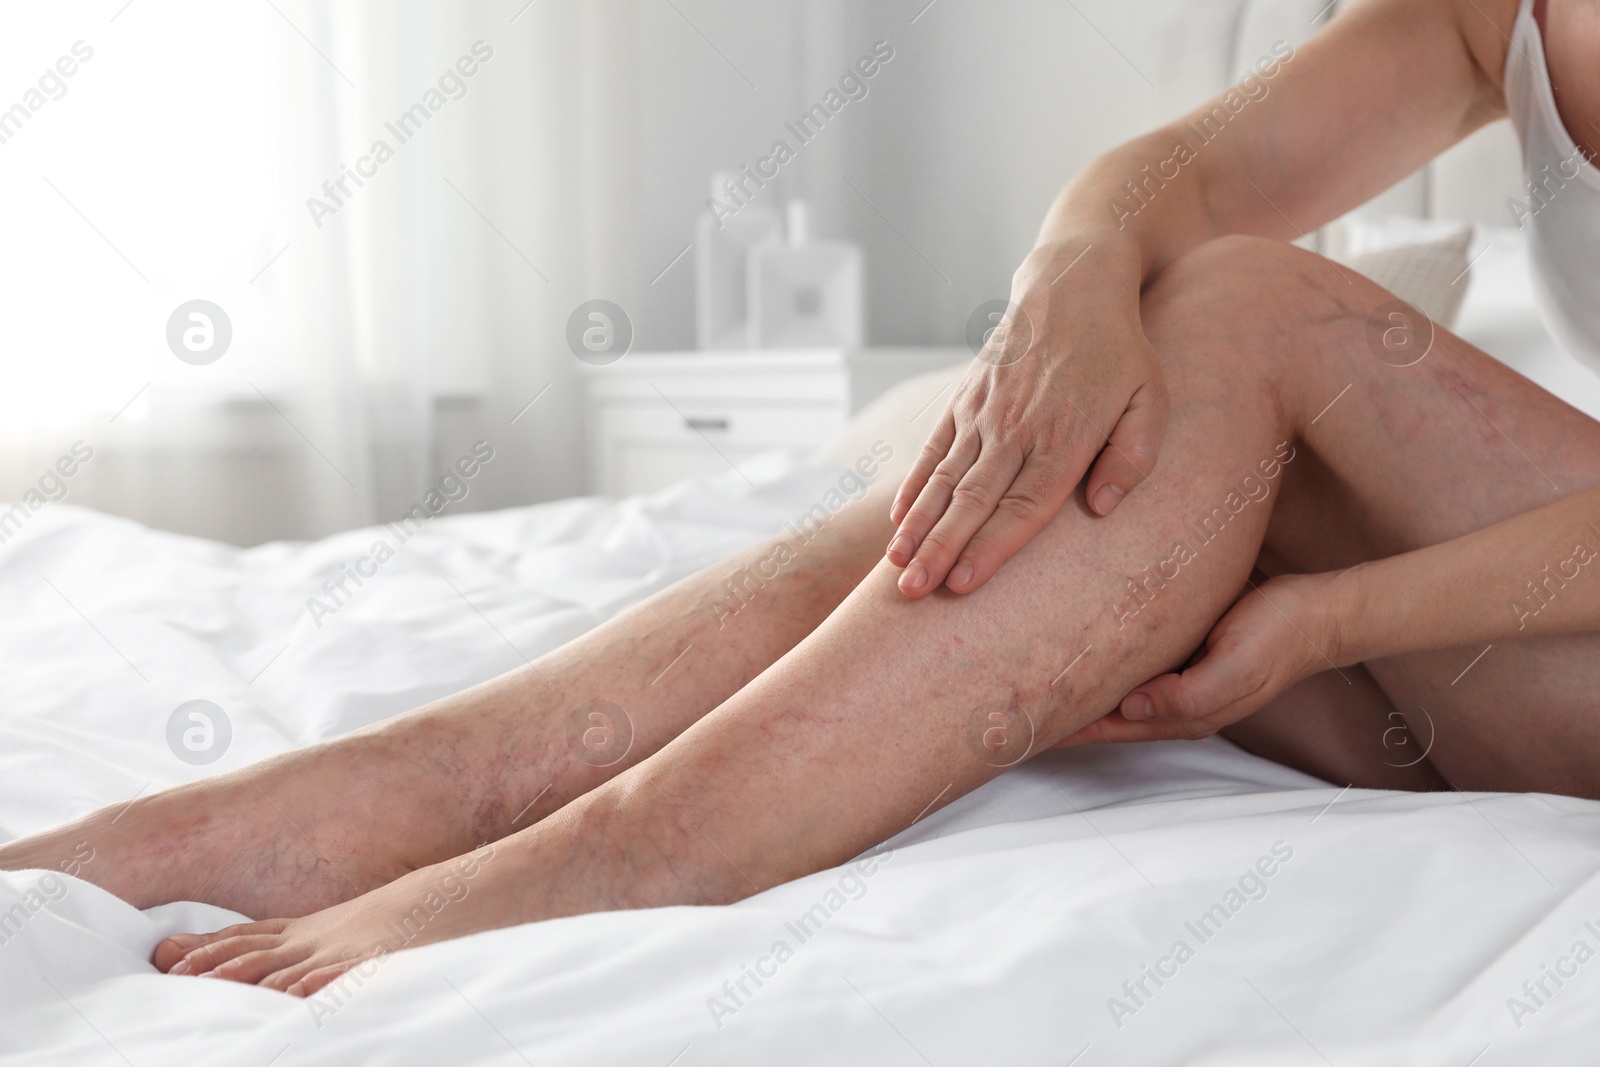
[3,449,1600,1066]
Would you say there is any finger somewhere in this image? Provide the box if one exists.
[1085,381,1168,515]
[1123,644,1269,727]
[890,434,984,592]
[889,413,957,534]
[940,451,1078,594]
[888,417,965,567]
[1049,707,1198,746]
[1049,712,1128,747]
[903,447,1024,596]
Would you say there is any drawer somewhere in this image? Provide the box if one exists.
[578,348,968,497]
[588,402,844,497]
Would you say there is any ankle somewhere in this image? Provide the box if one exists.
[528,777,757,919]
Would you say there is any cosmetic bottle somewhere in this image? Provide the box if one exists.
[694,172,782,349]
[746,199,863,348]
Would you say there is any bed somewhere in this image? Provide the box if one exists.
[10,1,1600,1062]
[6,217,1600,1065]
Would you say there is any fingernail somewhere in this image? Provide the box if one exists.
[169,959,192,975]
[1093,484,1125,514]
[902,561,927,591]
[949,561,973,589]
[166,934,204,949]
[888,534,915,560]
[1124,694,1153,720]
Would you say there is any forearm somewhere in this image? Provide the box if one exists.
[1029,127,1230,286]
[1025,0,1496,290]
[1025,35,1303,287]
[1336,488,1600,663]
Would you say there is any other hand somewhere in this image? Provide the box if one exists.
[1054,571,1350,746]
[887,237,1167,597]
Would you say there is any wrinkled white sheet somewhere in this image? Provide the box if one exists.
[3,448,1600,1066]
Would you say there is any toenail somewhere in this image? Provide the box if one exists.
[902,561,927,591]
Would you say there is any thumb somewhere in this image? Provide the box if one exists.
[1086,381,1167,516]
[1122,641,1263,729]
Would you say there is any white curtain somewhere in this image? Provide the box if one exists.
[0,0,594,544]
[3,0,1179,546]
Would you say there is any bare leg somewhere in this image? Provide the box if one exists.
[1187,238,1600,794]
[1224,663,1449,790]
[161,235,1600,993]
[0,472,904,918]
[156,241,1314,991]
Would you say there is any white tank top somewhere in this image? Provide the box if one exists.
[1504,0,1600,369]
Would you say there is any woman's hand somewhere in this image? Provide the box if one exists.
[1054,571,1351,747]
[886,236,1169,597]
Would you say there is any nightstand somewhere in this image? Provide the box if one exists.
[580,347,967,497]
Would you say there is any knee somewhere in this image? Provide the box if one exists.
[1155,233,1321,290]
[1140,235,1343,344]
[1137,236,1336,436]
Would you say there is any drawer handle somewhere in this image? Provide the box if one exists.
[684,416,730,432]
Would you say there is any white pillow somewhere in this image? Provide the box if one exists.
[1324,215,1474,328]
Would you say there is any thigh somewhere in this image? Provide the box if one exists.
[1152,236,1600,796]
[1223,665,1450,791]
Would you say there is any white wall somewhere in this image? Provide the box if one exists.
[0,0,1320,539]
[455,0,1219,514]
[562,0,1202,353]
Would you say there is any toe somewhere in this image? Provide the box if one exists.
[263,958,328,995]
[153,933,208,972]
[157,919,289,973]
[169,930,289,977]
[202,946,309,985]
[287,961,357,998]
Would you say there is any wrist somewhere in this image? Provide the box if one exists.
[1015,228,1142,296]
[1320,563,1371,667]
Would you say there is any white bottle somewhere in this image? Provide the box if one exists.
[695,172,782,350]
[746,199,863,349]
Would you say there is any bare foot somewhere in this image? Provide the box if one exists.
[0,719,546,920]
[153,841,529,995]
[152,778,702,995]
[151,765,758,997]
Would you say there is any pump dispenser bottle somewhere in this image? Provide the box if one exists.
[746,199,863,348]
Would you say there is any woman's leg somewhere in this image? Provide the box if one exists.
[0,474,905,919]
[1184,237,1600,795]
[157,238,1331,990]
[162,234,1600,992]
